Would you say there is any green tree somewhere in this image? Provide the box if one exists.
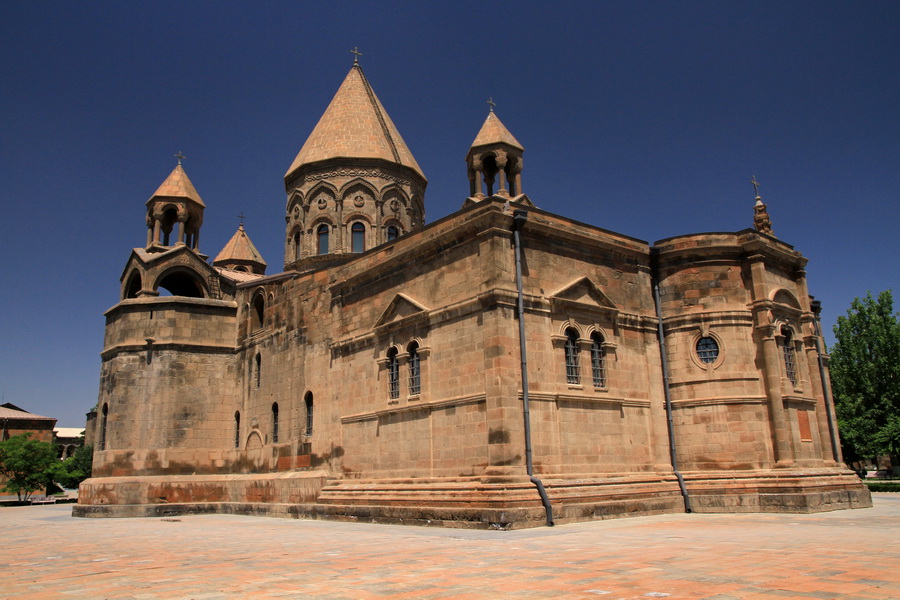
[830,290,900,469]
[0,433,59,501]
[52,442,93,489]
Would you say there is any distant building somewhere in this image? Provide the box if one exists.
[76,63,870,527]
[1,403,57,497]
[54,427,85,459]
[1,403,56,444]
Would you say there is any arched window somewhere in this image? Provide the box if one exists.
[591,333,606,388]
[696,336,719,364]
[351,222,365,253]
[408,341,421,396]
[304,392,314,436]
[271,402,279,443]
[99,403,109,450]
[565,328,580,385]
[157,269,205,298]
[387,347,400,399]
[387,225,399,242]
[293,231,302,261]
[251,293,265,330]
[782,325,797,385]
[161,208,178,246]
[255,353,261,388]
[317,224,329,254]
[125,271,142,299]
[234,411,241,449]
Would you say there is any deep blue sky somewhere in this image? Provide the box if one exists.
[2,2,898,427]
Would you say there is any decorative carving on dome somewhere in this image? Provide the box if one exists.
[303,169,411,187]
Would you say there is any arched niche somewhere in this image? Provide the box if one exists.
[155,268,206,298]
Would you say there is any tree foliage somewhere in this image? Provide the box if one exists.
[830,290,900,466]
[0,433,59,500]
[52,442,93,489]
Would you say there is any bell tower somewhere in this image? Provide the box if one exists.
[466,101,525,200]
[145,154,205,252]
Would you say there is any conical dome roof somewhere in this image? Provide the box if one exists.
[147,164,205,207]
[213,224,267,273]
[469,111,524,151]
[285,65,425,181]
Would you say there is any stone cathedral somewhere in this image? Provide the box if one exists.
[75,61,870,527]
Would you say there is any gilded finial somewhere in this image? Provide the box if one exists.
[487,97,496,113]
[351,47,362,65]
[174,151,186,165]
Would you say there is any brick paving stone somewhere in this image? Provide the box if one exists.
[0,494,898,599]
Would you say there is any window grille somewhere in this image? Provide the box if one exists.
[696,336,719,364]
[782,326,797,385]
[591,334,607,388]
[408,342,420,396]
[387,348,400,399]
[565,329,580,385]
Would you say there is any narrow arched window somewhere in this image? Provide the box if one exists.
[304,392,314,436]
[255,353,262,388]
[234,411,241,449]
[251,294,265,330]
[782,325,797,385]
[351,222,365,253]
[317,224,329,254]
[387,225,399,242]
[565,328,580,385]
[408,341,420,396]
[99,403,109,450]
[272,402,279,443]
[293,231,302,261]
[387,347,400,399]
[591,333,606,388]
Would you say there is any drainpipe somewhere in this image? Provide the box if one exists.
[512,209,554,526]
[810,299,841,463]
[651,251,692,513]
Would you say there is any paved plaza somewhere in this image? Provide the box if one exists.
[2,494,898,599]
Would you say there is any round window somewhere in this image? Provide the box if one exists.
[696,336,719,364]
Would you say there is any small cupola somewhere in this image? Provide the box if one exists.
[213,223,267,275]
[145,155,205,252]
[466,102,525,201]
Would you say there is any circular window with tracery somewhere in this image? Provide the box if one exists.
[696,336,720,364]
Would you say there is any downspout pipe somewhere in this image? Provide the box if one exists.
[512,209,554,526]
[810,299,841,463]
[651,250,692,513]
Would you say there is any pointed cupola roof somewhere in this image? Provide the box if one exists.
[285,64,425,182]
[213,223,267,274]
[147,164,205,207]
[469,111,524,152]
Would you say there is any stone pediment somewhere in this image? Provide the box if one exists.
[120,246,213,282]
[549,277,618,314]
[373,294,429,330]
